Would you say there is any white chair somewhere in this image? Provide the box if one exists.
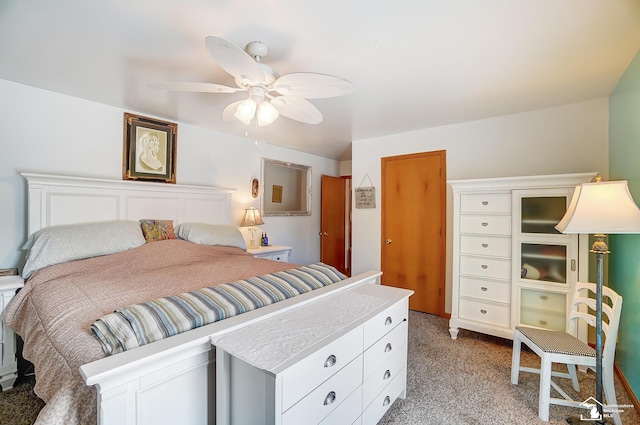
[511,282,623,425]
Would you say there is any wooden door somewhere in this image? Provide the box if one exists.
[381,151,446,314]
[321,175,350,275]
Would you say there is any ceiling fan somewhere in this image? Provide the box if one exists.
[151,36,354,126]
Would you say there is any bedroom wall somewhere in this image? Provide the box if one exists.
[609,48,640,403]
[351,98,610,313]
[0,79,340,270]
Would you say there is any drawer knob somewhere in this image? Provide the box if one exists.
[480,287,488,292]
[385,343,393,353]
[481,222,488,227]
[539,320,548,326]
[540,295,548,300]
[383,369,391,380]
[324,354,337,368]
[383,395,391,407]
[482,201,489,205]
[480,309,487,314]
[323,391,336,406]
[481,243,488,248]
[385,316,393,326]
[481,264,488,269]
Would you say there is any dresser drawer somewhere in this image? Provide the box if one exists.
[459,298,510,328]
[318,384,362,425]
[460,215,511,235]
[460,235,511,258]
[520,289,567,332]
[282,355,363,425]
[459,277,510,303]
[363,320,407,380]
[460,193,511,214]
[363,298,408,349]
[281,325,363,411]
[459,256,511,280]
[361,367,406,425]
[362,343,406,408]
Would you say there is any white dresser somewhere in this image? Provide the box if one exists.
[0,275,24,391]
[449,173,595,341]
[248,245,292,262]
[213,283,413,425]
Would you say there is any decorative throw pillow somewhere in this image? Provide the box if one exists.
[139,219,176,242]
[175,223,247,250]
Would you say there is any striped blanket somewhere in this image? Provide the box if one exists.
[91,263,346,356]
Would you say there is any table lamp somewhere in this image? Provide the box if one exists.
[240,207,264,248]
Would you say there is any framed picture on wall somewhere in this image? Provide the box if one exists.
[123,113,177,183]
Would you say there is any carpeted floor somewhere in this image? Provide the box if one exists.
[380,311,640,425]
[0,311,638,424]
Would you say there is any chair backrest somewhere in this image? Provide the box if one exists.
[567,282,623,367]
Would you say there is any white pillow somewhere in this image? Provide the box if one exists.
[175,223,247,250]
[22,221,146,279]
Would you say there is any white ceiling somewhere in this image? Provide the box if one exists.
[1,1,639,160]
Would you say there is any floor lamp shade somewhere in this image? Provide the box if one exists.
[556,180,640,234]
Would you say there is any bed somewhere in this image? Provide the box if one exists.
[3,173,385,425]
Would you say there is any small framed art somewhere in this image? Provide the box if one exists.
[123,113,177,183]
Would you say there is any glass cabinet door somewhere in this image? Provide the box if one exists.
[517,193,574,287]
[520,196,567,234]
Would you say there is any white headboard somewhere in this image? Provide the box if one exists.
[23,173,235,235]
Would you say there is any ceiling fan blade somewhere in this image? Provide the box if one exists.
[273,73,354,99]
[205,36,265,85]
[222,100,244,122]
[148,82,242,93]
[271,96,323,124]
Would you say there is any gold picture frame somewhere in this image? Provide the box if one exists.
[272,185,283,203]
[123,113,177,183]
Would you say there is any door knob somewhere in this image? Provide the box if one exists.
[385,239,392,244]
[323,232,328,236]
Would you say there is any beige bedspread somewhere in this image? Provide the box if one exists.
[3,240,297,425]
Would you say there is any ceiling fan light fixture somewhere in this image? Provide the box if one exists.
[234,98,257,124]
[257,101,279,126]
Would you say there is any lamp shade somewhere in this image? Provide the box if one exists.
[240,207,264,227]
[555,180,640,234]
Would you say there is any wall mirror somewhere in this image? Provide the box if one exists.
[261,158,311,216]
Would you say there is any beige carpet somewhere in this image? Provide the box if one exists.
[0,311,638,424]
[379,311,640,425]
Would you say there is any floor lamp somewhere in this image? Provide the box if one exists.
[555,175,640,424]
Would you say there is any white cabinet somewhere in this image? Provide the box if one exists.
[449,173,594,340]
[213,283,413,425]
[0,275,24,391]
[248,245,292,262]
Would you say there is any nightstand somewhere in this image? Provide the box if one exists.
[247,245,292,262]
[0,275,24,391]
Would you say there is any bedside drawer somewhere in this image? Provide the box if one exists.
[459,277,510,303]
[363,298,407,349]
[318,384,362,425]
[282,355,363,425]
[459,298,510,328]
[363,320,407,379]
[460,215,511,235]
[362,343,406,408]
[460,256,511,280]
[460,193,511,214]
[361,367,406,425]
[460,235,511,258]
[281,325,363,411]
